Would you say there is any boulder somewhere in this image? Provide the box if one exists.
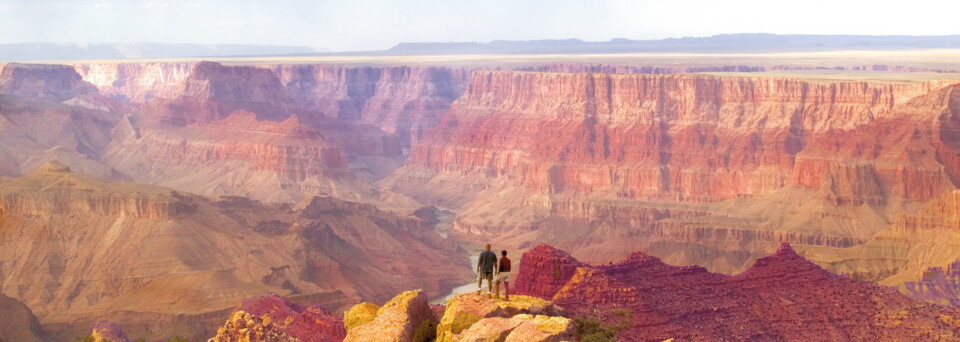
[344,302,380,332]
[344,289,438,342]
[504,315,577,342]
[436,293,569,342]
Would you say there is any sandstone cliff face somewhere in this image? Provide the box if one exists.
[271,65,471,147]
[0,63,98,101]
[74,62,194,102]
[409,71,957,202]
[143,61,298,125]
[0,164,471,341]
[74,61,474,148]
[516,243,960,341]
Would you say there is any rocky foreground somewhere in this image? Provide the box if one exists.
[84,243,960,341]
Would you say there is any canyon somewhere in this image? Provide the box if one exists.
[0,161,469,340]
[3,51,960,340]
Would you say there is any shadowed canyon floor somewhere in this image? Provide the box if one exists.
[3,52,960,339]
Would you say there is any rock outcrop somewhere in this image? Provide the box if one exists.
[435,293,569,342]
[208,294,345,342]
[515,243,960,341]
[344,290,437,342]
[512,244,584,298]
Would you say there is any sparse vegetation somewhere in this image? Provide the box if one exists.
[575,308,633,342]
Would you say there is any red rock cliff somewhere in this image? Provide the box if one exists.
[410,71,960,202]
[74,62,194,102]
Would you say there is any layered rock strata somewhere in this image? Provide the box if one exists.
[389,70,960,275]
[0,63,99,101]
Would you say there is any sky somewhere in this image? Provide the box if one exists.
[1,0,959,52]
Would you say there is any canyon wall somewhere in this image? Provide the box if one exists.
[74,62,474,148]
[389,70,960,275]
[1,63,99,101]
[409,71,957,202]
[271,65,472,147]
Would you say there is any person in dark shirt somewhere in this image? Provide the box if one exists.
[476,243,498,297]
[495,250,511,300]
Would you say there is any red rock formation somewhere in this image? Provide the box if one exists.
[514,243,960,341]
[410,71,957,202]
[0,63,98,101]
[143,61,297,125]
[512,244,584,298]
[209,294,345,342]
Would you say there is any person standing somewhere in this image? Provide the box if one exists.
[495,250,511,300]
[476,243,498,297]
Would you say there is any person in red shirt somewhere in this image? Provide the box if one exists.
[495,250,511,300]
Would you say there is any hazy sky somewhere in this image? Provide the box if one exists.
[1,0,959,51]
